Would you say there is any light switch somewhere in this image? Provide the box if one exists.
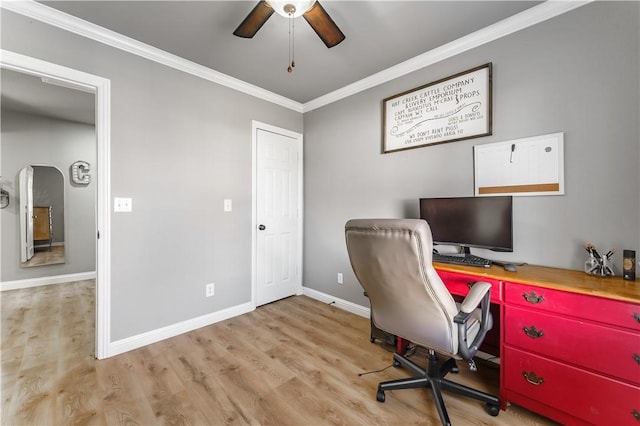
[224,199,232,212]
[114,197,132,212]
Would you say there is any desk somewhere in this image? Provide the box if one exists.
[434,263,640,426]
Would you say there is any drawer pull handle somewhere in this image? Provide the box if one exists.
[632,409,640,421]
[523,325,544,338]
[634,313,640,324]
[522,291,545,304]
[634,354,640,365]
[522,371,544,386]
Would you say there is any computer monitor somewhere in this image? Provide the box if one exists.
[419,196,513,253]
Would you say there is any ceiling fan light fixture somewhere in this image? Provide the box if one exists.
[267,0,315,18]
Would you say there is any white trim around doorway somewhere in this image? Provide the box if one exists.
[0,50,112,359]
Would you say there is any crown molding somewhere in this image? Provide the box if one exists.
[1,0,304,113]
[2,0,592,115]
[302,0,593,112]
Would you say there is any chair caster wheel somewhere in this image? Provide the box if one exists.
[376,389,385,403]
[370,337,376,343]
[484,403,500,417]
[392,359,401,368]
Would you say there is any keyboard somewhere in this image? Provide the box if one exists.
[432,253,491,268]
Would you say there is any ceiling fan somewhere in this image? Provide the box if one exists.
[233,0,346,48]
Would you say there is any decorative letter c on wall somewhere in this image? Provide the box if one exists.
[71,161,91,185]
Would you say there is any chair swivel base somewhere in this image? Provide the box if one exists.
[376,351,500,426]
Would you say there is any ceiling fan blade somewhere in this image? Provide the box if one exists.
[233,1,274,39]
[303,1,345,48]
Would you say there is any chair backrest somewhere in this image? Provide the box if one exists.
[345,218,460,355]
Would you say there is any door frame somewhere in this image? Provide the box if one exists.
[251,120,303,308]
[1,50,112,359]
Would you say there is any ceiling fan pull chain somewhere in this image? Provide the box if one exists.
[291,15,296,69]
[287,12,295,73]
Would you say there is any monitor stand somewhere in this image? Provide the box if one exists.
[446,246,472,257]
[457,246,491,263]
[433,246,473,257]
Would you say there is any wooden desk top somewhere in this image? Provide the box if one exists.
[435,262,640,304]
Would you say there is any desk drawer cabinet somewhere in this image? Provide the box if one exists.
[505,347,639,425]
[503,282,640,425]
[505,305,640,384]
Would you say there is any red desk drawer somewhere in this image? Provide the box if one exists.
[504,346,640,425]
[505,282,640,332]
[505,305,640,385]
[438,270,502,303]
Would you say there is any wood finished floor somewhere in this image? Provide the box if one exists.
[1,281,559,425]
[21,246,65,268]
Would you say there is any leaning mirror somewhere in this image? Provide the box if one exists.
[19,164,65,267]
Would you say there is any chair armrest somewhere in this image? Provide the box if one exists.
[460,281,491,313]
[455,282,493,361]
[453,310,473,325]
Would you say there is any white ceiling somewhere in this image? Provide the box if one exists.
[1,1,546,124]
[1,68,96,125]
[39,0,541,103]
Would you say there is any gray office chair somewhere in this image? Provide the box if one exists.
[345,219,500,426]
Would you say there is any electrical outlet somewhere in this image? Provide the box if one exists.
[337,273,343,284]
[205,283,215,297]
[114,197,132,212]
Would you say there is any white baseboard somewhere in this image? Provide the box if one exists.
[302,286,370,318]
[107,301,255,357]
[109,289,367,358]
[0,271,97,292]
[34,242,64,248]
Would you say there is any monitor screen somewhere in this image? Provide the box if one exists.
[419,196,513,252]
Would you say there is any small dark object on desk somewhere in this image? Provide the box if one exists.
[503,264,517,272]
[492,260,517,272]
[623,250,636,281]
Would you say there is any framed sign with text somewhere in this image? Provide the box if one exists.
[382,63,492,153]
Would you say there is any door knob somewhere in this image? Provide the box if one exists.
[258,224,266,230]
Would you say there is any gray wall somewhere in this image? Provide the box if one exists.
[303,2,640,306]
[1,110,96,281]
[1,10,302,341]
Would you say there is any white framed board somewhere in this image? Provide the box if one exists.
[474,132,564,197]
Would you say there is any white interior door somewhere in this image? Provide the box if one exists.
[18,165,34,262]
[255,124,302,306]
